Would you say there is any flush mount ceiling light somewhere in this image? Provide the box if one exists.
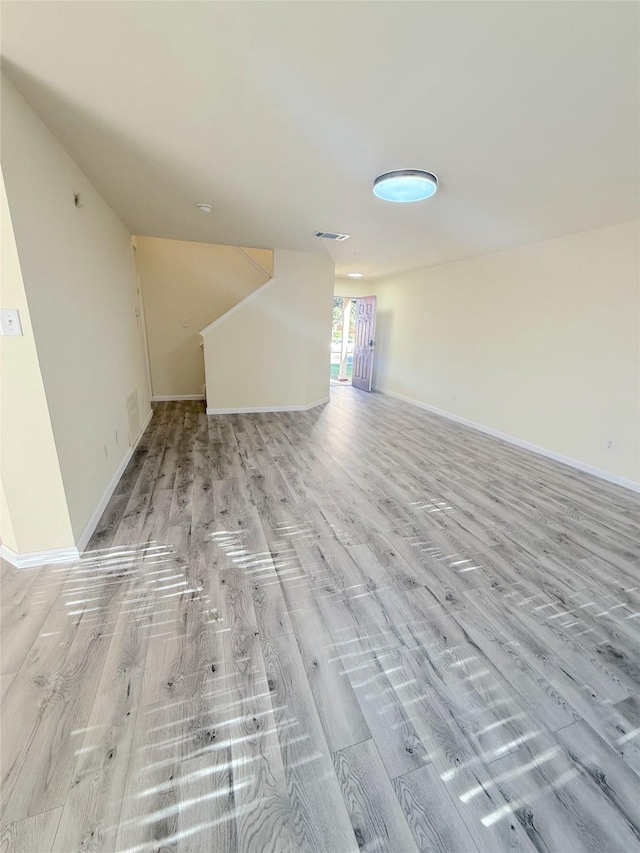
[347,272,364,278]
[373,170,438,202]
[196,203,212,213]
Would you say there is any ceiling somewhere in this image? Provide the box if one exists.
[1,2,638,279]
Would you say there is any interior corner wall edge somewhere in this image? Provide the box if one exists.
[134,236,273,398]
[1,168,76,553]
[373,219,640,484]
[1,72,152,544]
[202,248,334,411]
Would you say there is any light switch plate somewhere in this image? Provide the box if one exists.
[0,309,23,336]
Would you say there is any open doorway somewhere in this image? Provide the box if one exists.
[331,295,377,391]
[331,296,356,384]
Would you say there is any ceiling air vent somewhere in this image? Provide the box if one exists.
[315,231,350,241]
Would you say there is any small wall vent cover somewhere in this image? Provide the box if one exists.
[315,231,350,241]
[126,389,141,446]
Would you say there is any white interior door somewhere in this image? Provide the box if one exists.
[352,296,376,392]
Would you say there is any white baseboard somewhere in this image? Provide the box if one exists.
[377,388,640,493]
[75,408,154,553]
[0,409,154,569]
[0,543,80,569]
[206,397,330,415]
[151,395,205,401]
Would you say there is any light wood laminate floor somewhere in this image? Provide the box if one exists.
[2,388,639,853]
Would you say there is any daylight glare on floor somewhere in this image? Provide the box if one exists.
[1,391,639,852]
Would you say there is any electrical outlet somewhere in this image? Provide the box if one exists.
[605,439,616,450]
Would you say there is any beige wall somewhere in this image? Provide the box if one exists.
[135,237,273,397]
[287,249,335,407]
[0,483,17,553]
[240,247,274,277]
[1,74,151,545]
[334,279,376,299]
[202,249,334,411]
[373,220,640,485]
[1,171,75,553]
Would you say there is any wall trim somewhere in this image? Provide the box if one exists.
[200,277,276,337]
[0,543,80,569]
[151,395,205,401]
[233,246,273,279]
[376,388,640,493]
[75,408,154,553]
[206,397,330,416]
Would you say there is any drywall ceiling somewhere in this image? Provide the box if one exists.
[1,1,638,278]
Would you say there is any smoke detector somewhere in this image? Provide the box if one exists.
[196,203,212,213]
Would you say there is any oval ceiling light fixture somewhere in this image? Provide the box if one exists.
[347,272,364,278]
[373,169,438,202]
[196,203,212,213]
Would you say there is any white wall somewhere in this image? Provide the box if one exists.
[334,279,375,299]
[1,171,75,554]
[1,74,151,544]
[373,220,640,485]
[202,249,334,411]
[135,236,272,398]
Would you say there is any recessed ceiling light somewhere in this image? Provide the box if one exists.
[347,272,364,278]
[196,203,212,213]
[373,170,438,202]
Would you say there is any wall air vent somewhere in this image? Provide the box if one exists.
[126,389,141,445]
[315,231,350,241]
